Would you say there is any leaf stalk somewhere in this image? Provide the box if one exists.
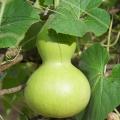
[0,1,6,26]
[54,0,60,9]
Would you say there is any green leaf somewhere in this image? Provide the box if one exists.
[0,0,40,48]
[86,0,102,9]
[80,0,102,10]
[85,8,110,36]
[79,44,109,86]
[49,0,110,37]
[78,44,120,120]
[20,22,43,51]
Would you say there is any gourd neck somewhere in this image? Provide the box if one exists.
[37,21,77,64]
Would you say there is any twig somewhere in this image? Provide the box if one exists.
[0,84,25,96]
[1,47,22,65]
[0,54,23,72]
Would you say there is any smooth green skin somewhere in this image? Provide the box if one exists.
[24,25,91,118]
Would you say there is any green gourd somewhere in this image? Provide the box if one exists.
[24,21,91,118]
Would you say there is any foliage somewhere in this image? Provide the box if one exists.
[49,0,110,37]
[0,0,39,48]
[79,44,120,120]
[0,0,120,120]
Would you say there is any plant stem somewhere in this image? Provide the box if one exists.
[107,18,113,53]
[0,115,4,120]
[114,109,120,118]
[0,1,6,26]
[54,0,60,9]
[0,54,23,72]
[102,31,120,47]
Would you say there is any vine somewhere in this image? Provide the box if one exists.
[0,1,6,26]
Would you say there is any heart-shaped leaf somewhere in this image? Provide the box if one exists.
[49,0,110,37]
[0,0,40,48]
[78,44,120,120]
